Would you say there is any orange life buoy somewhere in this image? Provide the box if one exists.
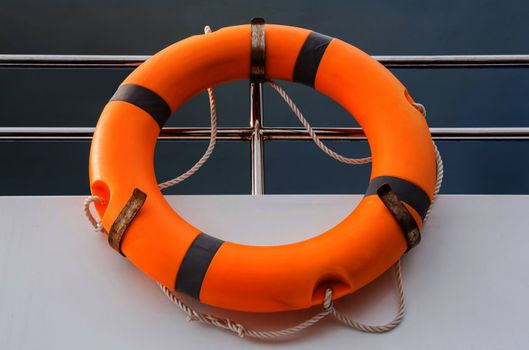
[89,24,436,312]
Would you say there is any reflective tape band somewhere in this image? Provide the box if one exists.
[110,84,171,128]
[175,233,224,299]
[293,31,333,87]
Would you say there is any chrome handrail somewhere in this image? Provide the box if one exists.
[1,127,528,140]
[2,54,529,68]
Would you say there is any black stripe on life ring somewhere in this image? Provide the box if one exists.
[293,31,333,87]
[175,233,224,299]
[110,84,171,128]
[365,176,431,220]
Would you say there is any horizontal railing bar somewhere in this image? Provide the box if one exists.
[0,55,149,68]
[1,54,529,68]
[374,55,529,68]
[1,127,529,141]
[0,127,252,140]
[264,127,529,140]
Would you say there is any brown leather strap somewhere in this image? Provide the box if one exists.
[377,183,421,252]
[250,17,266,82]
[108,188,147,256]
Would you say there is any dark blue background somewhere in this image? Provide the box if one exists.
[1,0,528,195]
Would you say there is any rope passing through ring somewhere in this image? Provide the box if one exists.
[83,24,444,339]
[83,195,105,233]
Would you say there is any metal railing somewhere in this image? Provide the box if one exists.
[2,54,529,194]
[3,54,529,68]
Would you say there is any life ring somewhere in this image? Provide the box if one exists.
[89,24,436,312]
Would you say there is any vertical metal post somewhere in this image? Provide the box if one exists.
[250,82,265,195]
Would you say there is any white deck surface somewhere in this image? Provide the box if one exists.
[1,195,528,349]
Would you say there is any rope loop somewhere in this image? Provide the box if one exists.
[83,195,105,233]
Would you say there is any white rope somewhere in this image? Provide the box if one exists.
[330,261,405,333]
[158,26,217,190]
[157,263,408,338]
[159,283,334,338]
[424,142,443,222]
[155,87,443,338]
[267,79,443,223]
[82,26,444,338]
[267,80,372,165]
[83,195,105,233]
